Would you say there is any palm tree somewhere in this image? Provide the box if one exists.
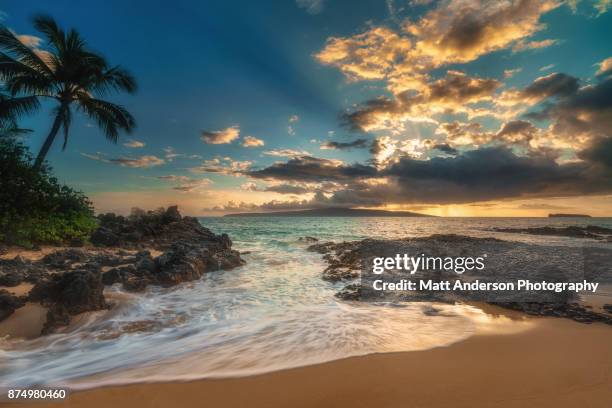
[0,15,136,168]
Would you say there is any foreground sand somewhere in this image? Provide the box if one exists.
[7,317,611,408]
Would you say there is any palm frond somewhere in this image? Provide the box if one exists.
[77,96,136,141]
[0,95,41,125]
[0,25,53,76]
[32,15,65,55]
[0,125,32,138]
[91,65,137,95]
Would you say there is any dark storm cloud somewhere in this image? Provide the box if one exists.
[431,143,459,155]
[529,76,612,139]
[496,120,537,138]
[495,120,538,144]
[578,137,612,169]
[381,147,591,203]
[320,138,369,150]
[247,155,377,182]
[264,184,310,194]
[522,73,579,100]
[427,72,501,102]
[245,145,612,206]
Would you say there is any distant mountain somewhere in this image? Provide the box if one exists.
[224,207,433,217]
[548,213,591,218]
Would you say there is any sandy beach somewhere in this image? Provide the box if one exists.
[6,317,611,408]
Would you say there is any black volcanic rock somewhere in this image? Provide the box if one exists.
[311,234,612,325]
[3,206,245,333]
[0,289,25,321]
[29,270,107,315]
[151,241,244,288]
[91,207,225,250]
[493,225,612,240]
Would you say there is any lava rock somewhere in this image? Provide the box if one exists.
[335,284,362,301]
[123,276,151,292]
[91,227,121,247]
[42,249,88,269]
[163,205,182,223]
[30,270,107,315]
[322,266,360,282]
[42,306,71,334]
[0,270,23,287]
[102,268,124,285]
[0,289,25,321]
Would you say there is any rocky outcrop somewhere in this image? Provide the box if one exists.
[90,206,227,250]
[493,225,612,240]
[0,206,245,335]
[29,270,107,314]
[309,234,612,325]
[0,289,25,321]
[0,256,46,286]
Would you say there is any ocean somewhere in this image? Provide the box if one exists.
[2,217,611,389]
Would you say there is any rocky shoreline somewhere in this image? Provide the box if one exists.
[307,234,612,325]
[492,225,612,240]
[0,206,244,335]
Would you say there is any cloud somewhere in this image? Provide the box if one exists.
[263,148,310,157]
[240,182,258,191]
[248,155,376,182]
[344,71,501,132]
[596,56,612,76]
[109,156,165,168]
[190,157,253,176]
[320,138,369,150]
[201,126,240,144]
[512,38,558,52]
[495,120,539,145]
[123,139,145,148]
[315,0,569,137]
[288,125,296,136]
[577,137,612,169]
[157,175,191,182]
[504,68,522,78]
[16,34,41,48]
[430,143,459,155]
[517,203,570,210]
[156,175,213,192]
[522,72,579,101]
[378,146,612,203]
[171,178,213,192]
[539,63,555,71]
[162,147,202,162]
[317,0,560,89]
[81,152,165,168]
[289,115,300,123]
[528,75,612,145]
[240,139,612,207]
[242,136,265,147]
[264,184,310,194]
[296,0,324,14]
[241,181,312,195]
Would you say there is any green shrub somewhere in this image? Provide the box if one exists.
[0,137,97,246]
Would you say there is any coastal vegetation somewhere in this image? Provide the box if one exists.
[0,136,96,247]
[0,15,137,246]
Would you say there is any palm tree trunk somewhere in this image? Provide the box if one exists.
[34,107,64,170]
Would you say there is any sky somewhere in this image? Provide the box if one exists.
[2,0,612,216]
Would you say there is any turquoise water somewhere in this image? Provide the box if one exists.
[1,217,611,389]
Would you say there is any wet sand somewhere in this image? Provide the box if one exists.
[5,317,611,408]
